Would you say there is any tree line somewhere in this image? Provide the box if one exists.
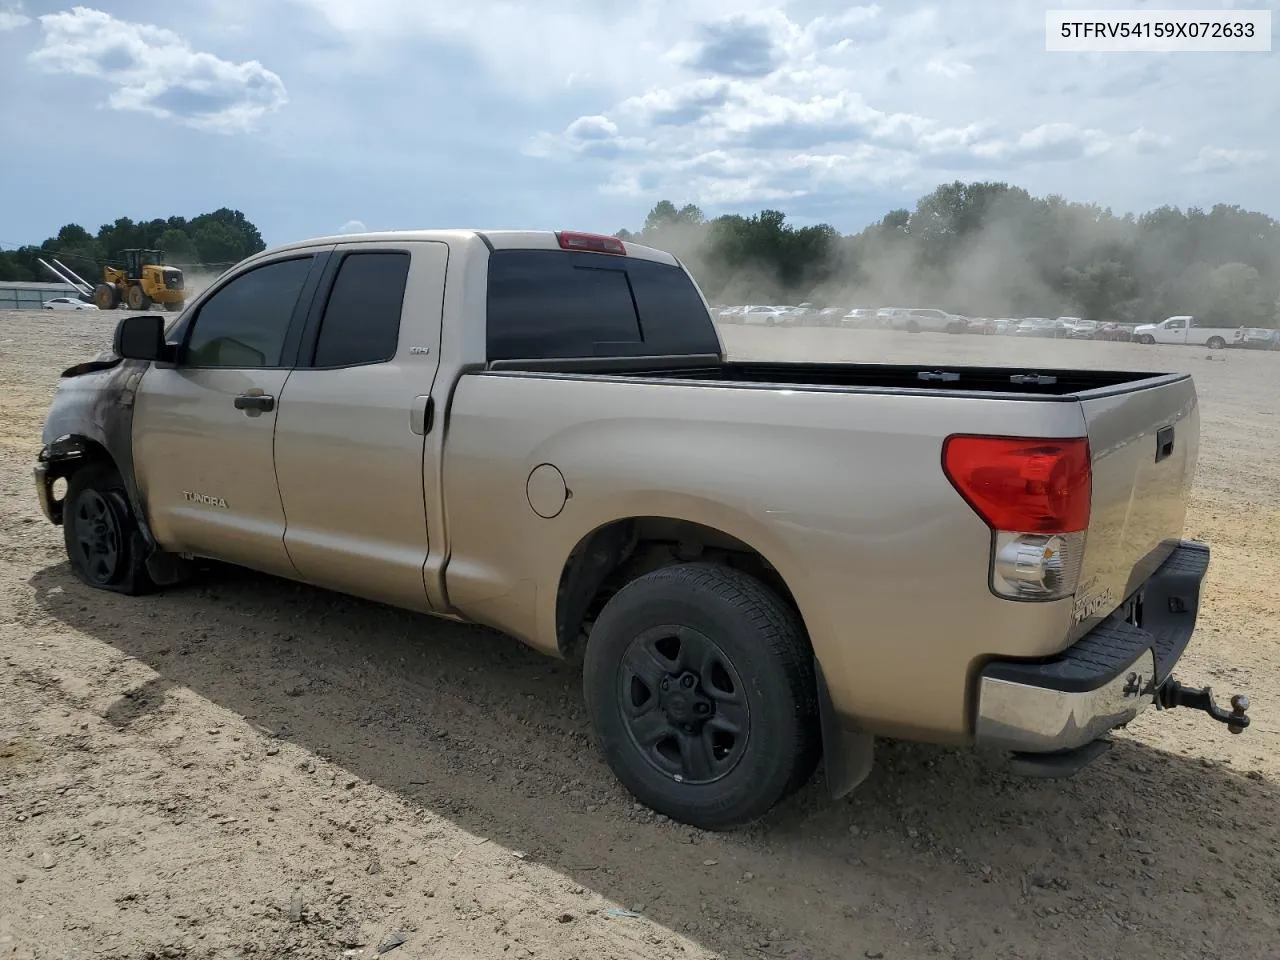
[618,184,1280,327]
[6,184,1277,327]
[0,208,267,284]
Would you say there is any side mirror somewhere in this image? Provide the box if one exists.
[113,314,166,361]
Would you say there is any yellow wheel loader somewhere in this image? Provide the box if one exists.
[92,248,186,312]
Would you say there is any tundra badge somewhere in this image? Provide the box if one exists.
[183,491,228,509]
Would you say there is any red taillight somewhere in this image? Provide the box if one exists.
[942,435,1091,534]
[557,231,626,255]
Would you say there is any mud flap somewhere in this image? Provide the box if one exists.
[816,659,875,798]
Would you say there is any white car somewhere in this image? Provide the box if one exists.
[841,308,877,328]
[890,308,967,334]
[1066,318,1098,339]
[42,297,98,311]
[740,305,789,326]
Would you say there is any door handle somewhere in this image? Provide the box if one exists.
[234,392,275,414]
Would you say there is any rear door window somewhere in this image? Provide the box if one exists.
[310,251,411,367]
[485,249,719,361]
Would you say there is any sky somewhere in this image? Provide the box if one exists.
[0,0,1276,249]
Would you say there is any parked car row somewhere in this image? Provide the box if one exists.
[712,305,1278,350]
[715,304,968,333]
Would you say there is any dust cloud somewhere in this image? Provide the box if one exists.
[178,269,225,302]
[631,188,1280,325]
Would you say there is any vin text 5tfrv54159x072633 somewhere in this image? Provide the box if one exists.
[32,227,1253,830]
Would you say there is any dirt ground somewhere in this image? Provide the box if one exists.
[1,309,1277,960]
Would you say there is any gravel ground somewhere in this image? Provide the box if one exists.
[1,309,1277,960]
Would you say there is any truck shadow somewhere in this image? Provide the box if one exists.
[27,561,1280,959]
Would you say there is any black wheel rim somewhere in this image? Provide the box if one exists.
[73,490,123,585]
[617,625,750,786]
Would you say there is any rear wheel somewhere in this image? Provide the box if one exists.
[1207,336,1226,350]
[62,463,155,595]
[905,320,920,333]
[583,562,821,831]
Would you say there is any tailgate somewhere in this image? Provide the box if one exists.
[1070,374,1200,639]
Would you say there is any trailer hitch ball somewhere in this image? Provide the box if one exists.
[1228,694,1250,734]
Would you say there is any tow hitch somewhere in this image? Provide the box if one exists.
[1156,678,1251,733]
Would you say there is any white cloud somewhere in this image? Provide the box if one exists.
[1182,146,1267,175]
[526,33,1124,207]
[1128,127,1174,154]
[0,0,30,31]
[286,0,817,98]
[969,123,1114,164]
[28,6,286,133]
[338,220,367,234]
[925,59,973,79]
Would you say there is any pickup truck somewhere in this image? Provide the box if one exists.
[33,228,1252,830]
[1133,315,1240,349]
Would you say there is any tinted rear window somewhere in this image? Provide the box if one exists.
[485,249,719,361]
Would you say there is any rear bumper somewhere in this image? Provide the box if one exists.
[974,540,1210,754]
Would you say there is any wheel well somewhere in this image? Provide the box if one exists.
[554,517,801,657]
[39,435,116,525]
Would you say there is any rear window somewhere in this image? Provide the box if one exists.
[485,249,719,361]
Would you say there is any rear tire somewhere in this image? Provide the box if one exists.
[905,320,920,334]
[583,562,821,831]
[62,463,155,596]
[1207,336,1226,350]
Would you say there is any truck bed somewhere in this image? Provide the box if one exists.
[488,356,1186,399]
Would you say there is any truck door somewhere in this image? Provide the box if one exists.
[131,251,328,578]
[272,240,448,613]
[1187,317,1223,347]
[1160,317,1188,344]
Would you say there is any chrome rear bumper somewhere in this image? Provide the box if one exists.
[975,540,1211,755]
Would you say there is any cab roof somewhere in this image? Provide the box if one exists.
[253,229,680,267]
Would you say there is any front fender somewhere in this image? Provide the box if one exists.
[38,358,151,543]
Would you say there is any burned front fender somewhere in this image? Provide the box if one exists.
[37,357,152,542]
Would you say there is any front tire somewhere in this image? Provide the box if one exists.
[1139,334,1155,344]
[905,320,920,334]
[92,283,119,310]
[126,284,152,311]
[583,562,821,831]
[62,463,155,595]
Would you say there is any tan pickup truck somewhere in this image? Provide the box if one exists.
[34,229,1252,830]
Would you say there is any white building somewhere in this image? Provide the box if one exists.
[0,281,85,310]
